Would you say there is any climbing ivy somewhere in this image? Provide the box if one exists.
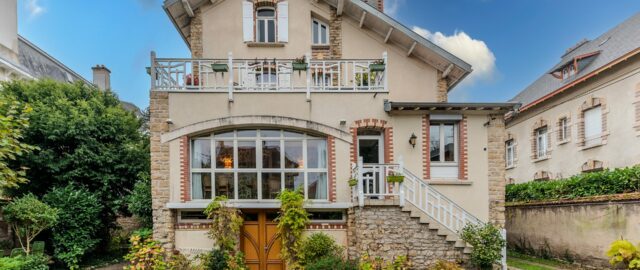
[204,196,246,270]
[276,188,309,270]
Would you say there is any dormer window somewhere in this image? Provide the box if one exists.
[561,64,576,80]
[256,8,276,43]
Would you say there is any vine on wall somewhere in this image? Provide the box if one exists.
[276,188,309,270]
[204,196,246,269]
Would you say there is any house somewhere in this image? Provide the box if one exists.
[150,0,515,267]
[505,13,640,183]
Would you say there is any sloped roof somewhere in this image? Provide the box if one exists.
[17,36,91,84]
[510,12,640,110]
[162,0,472,89]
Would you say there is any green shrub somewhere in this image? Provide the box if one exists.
[197,249,228,270]
[460,223,505,269]
[43,184,103,269]
[300,232,343,265]
[506,166,640,202]
[428,260,463,270]
[606,239,640,269]
[0,254,49,270]
[3,194,58,254]
[305,255,357,270]
[276,188,309,269]
[131,227,153,240]
[127,172,152,227]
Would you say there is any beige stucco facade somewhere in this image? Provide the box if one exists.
[505,54,640,183]
[151,0,509,259]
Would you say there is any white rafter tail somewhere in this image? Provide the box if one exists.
[384,27,394,43]
[442,64,454,78]
[181,0,194,17]
[337,0,345,16]
[407,41,417,56]
[359,11,367,28]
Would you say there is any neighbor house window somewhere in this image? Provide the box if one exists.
[505,140,515,168]
[430,123,457,163]
[558,117,569,141]
[190,129,328,201]
[583,106,602,146]
[535,127,548,159]
[312,19,329,45]
[256,8,276,43]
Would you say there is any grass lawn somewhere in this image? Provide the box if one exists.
[507,250,573,270]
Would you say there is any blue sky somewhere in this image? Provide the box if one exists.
[17,0,640,108]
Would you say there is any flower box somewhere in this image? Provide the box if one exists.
[292,63,308,71]
[211,63,229,73]
[348,178,358,187]
[369,63,386,72]
[387,175,404,183]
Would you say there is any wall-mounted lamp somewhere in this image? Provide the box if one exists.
[339,119,347,126]
[409,133,417,148]
[166,118,173,125]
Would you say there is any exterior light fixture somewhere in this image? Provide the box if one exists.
[409,133,417,148]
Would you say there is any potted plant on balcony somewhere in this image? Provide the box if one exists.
[369,59,386,72]
[292,56,308,71]
[387,171,405,183]
[185,74,199,86]
[211,62,229,73]
[348,178,358,187]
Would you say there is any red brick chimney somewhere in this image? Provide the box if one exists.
[362,0,384,12]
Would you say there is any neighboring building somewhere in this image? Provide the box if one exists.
[506,13,640,183]
[150,0,515,267]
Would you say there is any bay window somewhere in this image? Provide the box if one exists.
[190,129,328,201]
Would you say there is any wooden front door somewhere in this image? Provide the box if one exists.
[241,211,284,270]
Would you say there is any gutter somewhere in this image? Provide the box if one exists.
[519,47,640,112]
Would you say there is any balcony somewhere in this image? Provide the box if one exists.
[149,52,388,100]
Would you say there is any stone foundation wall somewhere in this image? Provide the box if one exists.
[347,206,466,268]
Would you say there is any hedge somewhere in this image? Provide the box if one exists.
[506,166,640,202]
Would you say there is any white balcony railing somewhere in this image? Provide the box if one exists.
[149,52,388,100]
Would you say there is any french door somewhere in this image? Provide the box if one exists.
[357,135,385,196]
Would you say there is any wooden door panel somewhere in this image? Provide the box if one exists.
[241,212,284,270]
[265,224,281,261]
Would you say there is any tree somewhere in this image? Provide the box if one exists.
[3,194,58,254]
[0,79,149,247]
[127,171,152,228]
[43,184,103,269]
[0,93,36,189]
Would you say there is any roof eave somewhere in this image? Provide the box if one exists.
[163,0,192,49]
[385,101,520,113]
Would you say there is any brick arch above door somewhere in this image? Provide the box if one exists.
[349,118,394,164]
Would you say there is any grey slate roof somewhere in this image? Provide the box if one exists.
[17,35,90,84]
[509,12,640,107]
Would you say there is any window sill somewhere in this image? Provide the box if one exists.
[557,139,570,145]
[580,141,605,151]
[506,165,516,170]
[246,42,286,47]
[533,156,550,163]
[425,180,473,186]
[311,44,331,50]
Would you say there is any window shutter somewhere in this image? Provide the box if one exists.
[584,106,602,141]
[242,1,254,42]
[277,1,289,42]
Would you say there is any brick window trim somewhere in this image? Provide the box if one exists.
[581,159,606,173]
[349,119,393,198]
[422,115,430,179]
[577,96,609,149]
[328,136,337,202]
[530,118,552,160]
[458,116,468,180]
[555,113,572,145]
[180,136,190,202]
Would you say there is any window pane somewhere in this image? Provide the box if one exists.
[267,20,275,43]
[257,20,265,42]
[238,141,256,168]
[312,21,319,44]
[584,106,602,141]
[443,124,455,162]
[261,130,280,137]
[320,25,327,44]
[192,139,211,168]
[262,173,282,199]
[214,173,234,199]
[284,141,303,168]
[237,130,257,137]
[284,131,303,137]
[257,9,274,17]
[358,139,379,164]
[307,140,327,168]
[180,211,207,220]
[308,172,327,200]
[262,141,281,168]
[430,125,441,162]
[309,211,343,221]
[284,172,304,191]
[215,141,234,168]
[191,173,211,200]
[238,173,258,199]
[214,131,234,138]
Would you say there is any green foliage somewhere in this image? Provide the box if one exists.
[131,228,153,240]
[203,196,246,270]
[357,253,411,270]
[606,239,640,269]
[0,92,36,189]
[1,79,149,243]
[276,188,309,269]
[300,232,343,265]
[3,194,58,254]
[460,223,505,269]
[428,260,463,270]
[305,255,357,270]
[197,249,228,270]
[506,166,640,202]
[127,172,152,227]
[0,254,49,270]
[43,184,103,269]
[123,235,167,270]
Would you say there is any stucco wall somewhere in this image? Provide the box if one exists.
[506,199,640,268]
[506,55,640,183]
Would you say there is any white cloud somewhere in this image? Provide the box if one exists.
[26,0,45,19]
[384,0,403,17]
[412,26,496,85]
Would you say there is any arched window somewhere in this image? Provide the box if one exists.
[256,7,276,43]
[190,129,328,201]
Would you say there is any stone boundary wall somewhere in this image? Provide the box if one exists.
[506,195,640,268]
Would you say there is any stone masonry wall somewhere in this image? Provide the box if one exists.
[347,206,466,268]
[150,91,175,250]
[487,114,506,227]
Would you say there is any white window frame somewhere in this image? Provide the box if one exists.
[311,18,329,45]
[536,127,548,159]
[429,122,458,164]
[190,129,329,202]
[583,106,602,146]
[559,117,569,142]
[256,7,277,43]
[505,140,515,168]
